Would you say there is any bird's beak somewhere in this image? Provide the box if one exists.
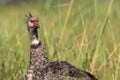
[33,22,39,28]
[33,21,38,26]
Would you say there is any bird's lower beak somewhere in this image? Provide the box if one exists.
[36,25,40,28]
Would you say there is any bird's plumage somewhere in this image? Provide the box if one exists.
[24,13,97,80]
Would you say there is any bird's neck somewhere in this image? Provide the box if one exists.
[28,28,48,70]
[29,28,39,44]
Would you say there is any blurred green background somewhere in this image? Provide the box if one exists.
[0,0,120,80]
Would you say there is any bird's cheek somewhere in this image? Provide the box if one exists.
[28,22,33,27]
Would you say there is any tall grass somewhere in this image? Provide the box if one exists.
[0,0,120,80]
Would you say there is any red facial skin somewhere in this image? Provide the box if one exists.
[30,20,39,28]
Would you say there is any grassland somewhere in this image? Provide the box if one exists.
[0,0,120,80]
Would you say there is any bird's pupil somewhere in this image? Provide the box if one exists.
[30,20,34,22]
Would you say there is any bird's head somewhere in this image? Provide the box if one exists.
[26,13,39,30]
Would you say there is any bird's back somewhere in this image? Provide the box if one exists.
[42,61,97,80]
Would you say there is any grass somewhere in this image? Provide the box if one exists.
[0,0,120,80]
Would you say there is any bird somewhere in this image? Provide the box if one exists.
[24,13,97,80]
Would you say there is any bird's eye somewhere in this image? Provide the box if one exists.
[30,20,34,22]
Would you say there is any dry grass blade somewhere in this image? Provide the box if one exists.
[97,42,120,71]
[58,0,74,46]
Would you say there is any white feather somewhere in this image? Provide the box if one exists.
[31,39,39,45]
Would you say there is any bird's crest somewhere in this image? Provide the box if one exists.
[26,13,33,31]
[26,13,33,21]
